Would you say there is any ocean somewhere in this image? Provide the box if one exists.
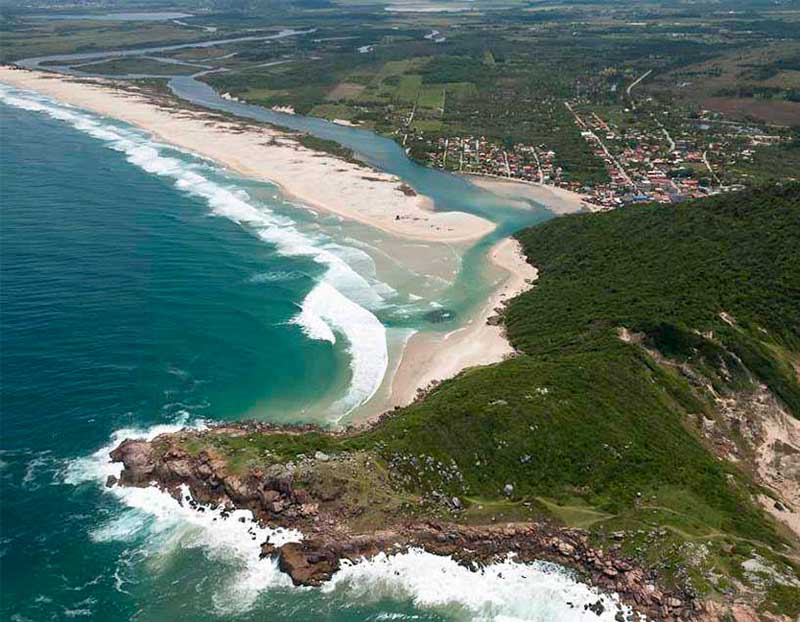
[0,86,630,621]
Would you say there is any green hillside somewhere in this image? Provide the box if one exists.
[508,184,800,412]
[362,183,799,529]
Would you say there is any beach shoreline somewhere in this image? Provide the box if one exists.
[0,66,539,422]
[0,66,495,243]
[384,237,537,411]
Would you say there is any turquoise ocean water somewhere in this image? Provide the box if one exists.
[0,86,631,621]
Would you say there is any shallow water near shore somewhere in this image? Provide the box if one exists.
[0,89,628,620]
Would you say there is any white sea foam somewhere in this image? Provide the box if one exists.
[21,451,57,490]
[105,483,301,613]
[12,85,641,620]
[0,85,388,415]
[64,418,642,620]
[63,417,200,487]
[248,269,306,283]
[300,281,388,412]
[64,423,302,613]
[77,431,641,619]
[326,549,641,621]
[290,285,337,344]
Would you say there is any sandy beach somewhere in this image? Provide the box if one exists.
[386,237,538,409]
[466,174,603,214]
[0,66,542,421]
[0,66,495,243]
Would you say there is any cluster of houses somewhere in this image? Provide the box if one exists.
[420,100,789,209]
[570,107,711,207]
[427,136,561,184]
[424,127,713,209]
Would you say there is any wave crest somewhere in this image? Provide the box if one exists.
[0,85,389,416]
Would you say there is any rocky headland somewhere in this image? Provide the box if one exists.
[105,185,800,622]
[110,424,703,621]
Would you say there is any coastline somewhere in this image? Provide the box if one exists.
[0,66,540,423]
[465,173,603,215]
[106,424,696,622]
[0,66,495,243]
[386,237,537,409]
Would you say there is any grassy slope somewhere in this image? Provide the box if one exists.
[360,184,798,531]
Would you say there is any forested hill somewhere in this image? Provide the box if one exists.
[359,184,800,541]
[357,183,800,614]
[509,183,800,413]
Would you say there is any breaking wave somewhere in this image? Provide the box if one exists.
[0,84,388,415]
[64,422,303,613]
[326,549,640,621]
[8,84,638,621]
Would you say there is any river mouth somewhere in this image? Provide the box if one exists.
[14,32,550,234]
[10,40,558,424]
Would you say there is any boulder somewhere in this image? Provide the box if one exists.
[277,543,339,586]
[109,439,154,485]
[557,541,575,556]
[293,489,311,505]
[260,489,281,506]
[166,459,194,479]
[299,503,319,516]
[260,542,276,558]
[223,476,256,502]
[270,499,286,514]
[265,464,294,494]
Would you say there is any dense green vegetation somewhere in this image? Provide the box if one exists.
[362,344,765,528]
[4,1,799,614]
[734,133,800,185]
[0,17,220,63]
[77,57,200,76]
[359,184,799,534]
[508,184,800,405]
[4,0,799,188]
[181,185,800,611]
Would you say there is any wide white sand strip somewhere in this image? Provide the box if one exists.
[0,66,495,243]
[0,66,541,422]
[387,237,537,409]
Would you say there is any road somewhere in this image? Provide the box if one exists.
[531,148,545,183]
[565,101,636,188]
[626,69,653,98]
[661,127,676,152]
[702,150,721,185]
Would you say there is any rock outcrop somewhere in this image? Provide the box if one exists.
[109,427,706,621]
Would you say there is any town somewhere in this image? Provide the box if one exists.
[420,92,793,209]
